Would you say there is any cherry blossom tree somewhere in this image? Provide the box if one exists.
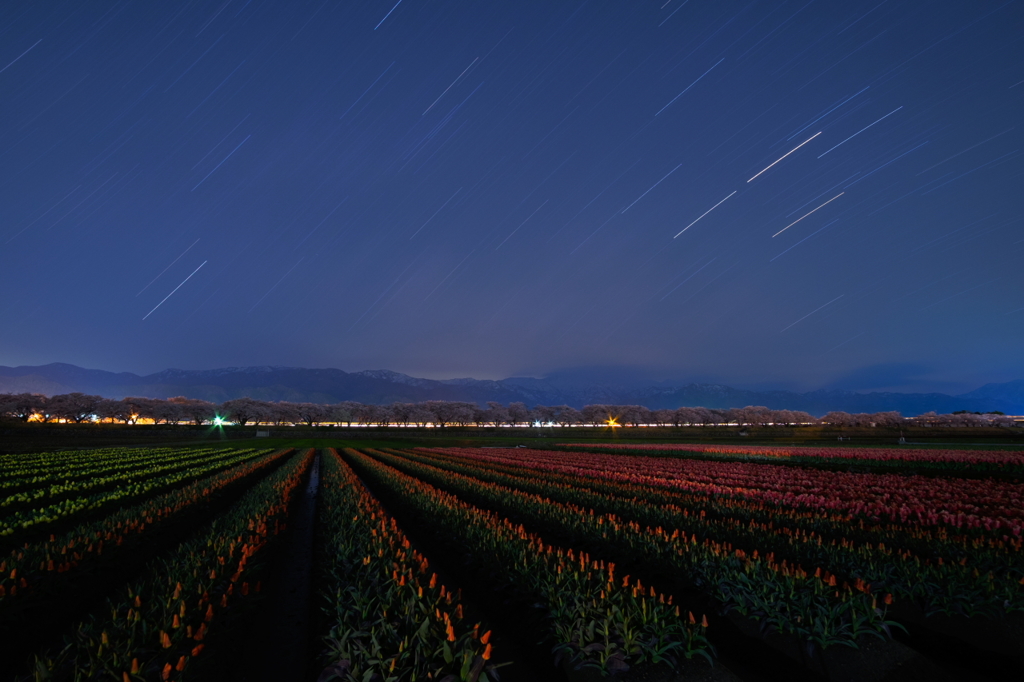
[222,398,264,426]
[0,393,45,421]
[47,393,102,423]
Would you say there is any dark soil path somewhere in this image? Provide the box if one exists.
[231,451,321,682]
[889,617,1011,681]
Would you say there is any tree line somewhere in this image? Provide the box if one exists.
[0,392,1016,428]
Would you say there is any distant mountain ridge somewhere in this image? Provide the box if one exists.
[1,363,1022,416]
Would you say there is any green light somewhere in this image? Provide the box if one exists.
[213,416,224,426]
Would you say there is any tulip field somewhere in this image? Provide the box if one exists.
[563,442,1024,477]
[1,439,1021,680]
[315,449,500,682]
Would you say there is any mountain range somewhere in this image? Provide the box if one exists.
[1,363,1022,416]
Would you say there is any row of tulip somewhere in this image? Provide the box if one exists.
[23,449,314,682]
[410,448,1020,562]
[361,448,897,653]
[0,448,289,612]
[565,442,1024,470]
[0,448,274,540]
[0,447,264,515]
[0,447,228,493]
[393,447,1024,620]
[426,447,1024,537]
[315,448,498,682]
[345,448,717,676]
[1,445,209,472]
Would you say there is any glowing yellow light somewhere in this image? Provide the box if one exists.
[606,418,620,427]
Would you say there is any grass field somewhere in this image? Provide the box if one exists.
[1,428,1021,681]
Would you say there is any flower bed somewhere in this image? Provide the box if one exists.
[25,449,314,682]
[314,448,497,682]
[346,449,714,677]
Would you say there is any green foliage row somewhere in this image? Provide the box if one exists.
[0,447,228,489]
[0,449,270,539]
[26,449,313,682]
[0,448,288,615]
[0,448,263,515]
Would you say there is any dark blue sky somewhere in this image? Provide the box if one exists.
[1,0,1022,394]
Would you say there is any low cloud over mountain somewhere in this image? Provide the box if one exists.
[1,363,1021,416]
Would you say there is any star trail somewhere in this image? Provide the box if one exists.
[0,1,1021,394]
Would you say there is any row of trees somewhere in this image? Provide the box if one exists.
[0,392,1017,428]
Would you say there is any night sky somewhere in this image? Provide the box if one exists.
[1,1,1022,394]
